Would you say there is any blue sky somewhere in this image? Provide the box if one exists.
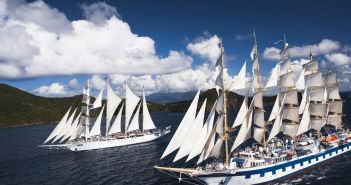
[0,0,350,96]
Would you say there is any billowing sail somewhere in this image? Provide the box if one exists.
[232,97,248,127]
[108,103,124,134]
[299,88,308,114]
[88,105,105,137]
[173,99,207,162]
[125,85,140,131]
[106,83,122,134]
[44,107,71,143]
[296,101,310,136]
[267,94,286,141]
[231,110,253,151]
[142,90,156,130]
[91,89,103,109]
[161,90,200,159]
[232,61,247,91]
[187,100,216,162]
[268,94,280,123]
[63,112,81,142]
[127,103,141,132]
[211,138,224,159]
[59,108,78,143]
[265,64,279,89]
[328,86,341,100]
[53,108,77,143]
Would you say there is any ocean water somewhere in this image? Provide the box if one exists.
[0,112,351,185]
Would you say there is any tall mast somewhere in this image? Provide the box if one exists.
[81,79,90,140]
[105,77,109,136]
[219,40,230,165]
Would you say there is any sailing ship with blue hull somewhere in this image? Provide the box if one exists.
[40,80,170,151]
[155,33,351,185]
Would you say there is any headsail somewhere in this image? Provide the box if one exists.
[142,89,156,130]
[125,84,140,132]
[43,107,71,143]
[106,83,122,135]
[88,105,105,137]
[108,103,124,134]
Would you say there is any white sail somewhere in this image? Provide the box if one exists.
[299,88,308,114]
[282,123,299,138]
[282,107,299,123]
[127,103,141,132]
[211,138,224,159]
[281,89,298,105]
[267,94,286,141]
[253,92,263,109]
[198,130,215,164]
[328,86,341,100]
[215,67,223,90]
[306,72,324,88]
[327,114,342,128]
[279,72,295,88]
[232,97,248,127]
[296,101,310,136]
[44,107,71,143]
[253,110,265,128]
[253,127,265,144]
[187,100,216,162]
[296,68,305,91]
[58,108,78,143]
[310,119,326,131]
[279,59,291,75]
[215,116,224,135]
[63,112,81,142]
[304,61,318,75]
[142,90,156,130]
[268,94,280,123]
[309,103,327,117]
[173,99,207,162]
[326,72,337,86]
[328,101,343,114]
[310,88,325,102]
[53,108,77,143]
[91,89,103,109]
[161,90,200,159]
[232,61,247,90]
[216,93,224,113]
[106,83,122,134]
[231,110,253,152]
[265,64,279,89]
[88,105,105,137]
[125,85,140,131]
[108,103,124,134]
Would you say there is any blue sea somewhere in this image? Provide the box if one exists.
[0,112,351,185]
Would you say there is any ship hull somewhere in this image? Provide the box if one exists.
[41,130,170,151]
[197,142,351,185]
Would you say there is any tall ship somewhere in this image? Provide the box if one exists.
[40,80,170,151]
[155,33,350,184]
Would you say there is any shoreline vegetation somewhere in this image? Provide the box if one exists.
[1,83,349,129]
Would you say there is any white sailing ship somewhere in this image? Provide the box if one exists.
[155,33,351,185]
[40,80,170,151]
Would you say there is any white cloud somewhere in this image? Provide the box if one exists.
[32,82,68,97]
[68,78,79,89]
[325,53,351,66]
[0,1,192,79]
[186,35,221,64]
[90,74,106,90]
[80,2,120,24]
[263,39,341,60]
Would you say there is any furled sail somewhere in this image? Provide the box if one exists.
[91,89,103,109]
[44,107,71,143]
[187,100,216,162]
[173,99,207,162]
[232,97,248,127]
[127,103,141,132]
[88,105,105,137]
[106,83,122,135]
[160,90,200,159]
[125,85,140,131]
[142,90,156,130]
[108,103,124,134]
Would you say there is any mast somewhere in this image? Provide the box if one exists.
[219,40,230,165]
[105,77,109,136]
[81,80,91,140]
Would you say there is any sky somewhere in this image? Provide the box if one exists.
[0,0,350,97]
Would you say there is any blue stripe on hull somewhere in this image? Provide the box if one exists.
[198,142,351,182]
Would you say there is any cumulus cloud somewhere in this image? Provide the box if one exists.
[32,82,68,97]
[90,74,106,90]
[263,39,341,60]
[186,35,221,64]
[80,1,121,24]
[68,78,79,89]
[0,1,192,79]
[325,53,351,66]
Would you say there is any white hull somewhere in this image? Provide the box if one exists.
[196,142,351,185]
[41,130,170,152]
